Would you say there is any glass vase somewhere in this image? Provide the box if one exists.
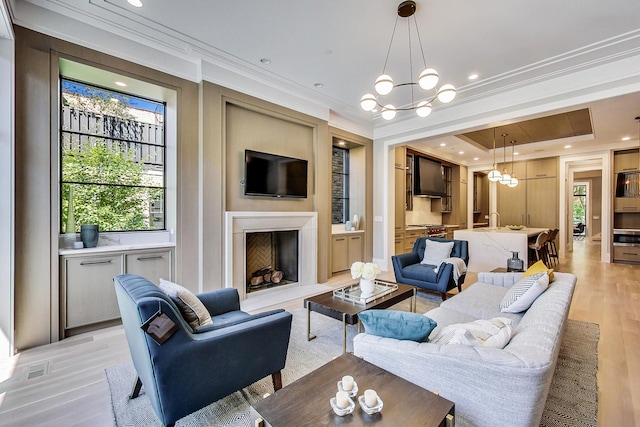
[507,251,524,272]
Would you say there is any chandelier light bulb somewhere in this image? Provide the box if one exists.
[500,171,511,185]
[418,68,439,90]
[437,84,456,103]
[508,176,519,188]
[415,101,432,117]
[360,94,377,112]
[374,75,394,95]
[488,169,502,182]
[381,104,397,120]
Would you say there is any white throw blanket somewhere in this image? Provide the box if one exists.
[434,257,467,286]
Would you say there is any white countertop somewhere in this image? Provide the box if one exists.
[464,227,549,238]
[59,242,175,256]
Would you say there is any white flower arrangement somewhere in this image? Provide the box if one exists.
[350,261,381,281]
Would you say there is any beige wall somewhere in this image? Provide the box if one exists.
[14,26,199,350]
[14,30,367,349]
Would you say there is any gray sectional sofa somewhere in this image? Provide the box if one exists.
[353,271,577,427]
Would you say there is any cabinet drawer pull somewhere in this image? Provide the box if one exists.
[335,238,345,241]
[80,259,112,266]
[350,236,360,240]
[137,255,164,261]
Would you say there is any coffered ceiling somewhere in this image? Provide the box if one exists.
[6,0,640,166]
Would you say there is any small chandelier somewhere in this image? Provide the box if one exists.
[508,140,519,188]
[360,1,456,120]
[499,133,512,185]
[488,128,502,182]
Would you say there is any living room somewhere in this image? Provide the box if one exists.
[1,0,640,425]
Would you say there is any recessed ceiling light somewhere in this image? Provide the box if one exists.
[337,140,345,146]
[458,151,464,155]
[260,58,271,65]
[473,157,479,161]
[115,81,127,87]
[127,0,143,7]
[564,145,572,148]
[514,152,519,156]
[622,136,631,141]
[468,73,478,80]
[440,143,446,147]
[314,83,324,88]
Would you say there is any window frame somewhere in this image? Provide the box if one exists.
[59,77,168,233]
[331,146,350,224]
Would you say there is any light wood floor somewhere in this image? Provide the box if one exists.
[0,240,637,426]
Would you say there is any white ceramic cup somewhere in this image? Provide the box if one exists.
[364,389,378,407]
[336,391,350,409]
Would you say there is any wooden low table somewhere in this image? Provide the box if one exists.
[251,353,455,426]
[304,281,416,353]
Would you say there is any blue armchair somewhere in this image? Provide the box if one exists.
[392,237,469,300]
[113,274,293,427]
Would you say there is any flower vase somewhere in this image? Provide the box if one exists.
[81,224,99,248]
[359,278,375,296]
[507,251,524,272]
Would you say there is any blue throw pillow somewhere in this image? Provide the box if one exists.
[358,310,437,342]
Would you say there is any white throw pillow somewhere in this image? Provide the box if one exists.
[420,240,455,266]
[500,272,550,313]
[158,278,213,329]
[431,317,513,349]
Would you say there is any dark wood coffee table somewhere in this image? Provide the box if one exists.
[304,280,416,353]
[250,353,455,426]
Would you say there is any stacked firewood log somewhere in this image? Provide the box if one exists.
[249,266,284,287]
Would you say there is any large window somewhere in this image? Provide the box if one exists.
[60,78,166,233]
[331,146,350,224]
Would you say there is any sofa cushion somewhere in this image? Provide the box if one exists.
[522,260,555,282]
[158,278,213,329]
[439,282,523,327]
[421,240,455,265]
[431,317,514,348]
[358,309,437,342]
[500,272,549,313]
[401,263,439,281]
[424,306,480,339]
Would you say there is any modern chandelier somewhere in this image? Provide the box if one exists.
[359,1,456,120]
[488,129,502,182]
[499,133,512,185]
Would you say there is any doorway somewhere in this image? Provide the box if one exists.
[573,182,588,240]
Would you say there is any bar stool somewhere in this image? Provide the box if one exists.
[528,230,550,268]
[545,228,559,266]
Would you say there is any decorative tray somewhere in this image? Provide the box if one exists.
[333,280,398,305]
[506,225,525,230]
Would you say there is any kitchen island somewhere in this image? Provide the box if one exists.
[454,227,548,272]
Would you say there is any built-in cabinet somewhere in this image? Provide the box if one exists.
[442,164,468,230]
[497,157,558,229]
[331,232,364,273]
[395,147,407,254]
[612,149,640,264]
[404,228,427,252]
[60,246,174,337]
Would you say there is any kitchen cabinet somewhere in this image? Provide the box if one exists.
[395,231,405,255]
[332,233,364,273]
[614,149,638,173]
[498,157,558,229]
[613,245,640,263]
[60,246,174,337]
[404,228,427,252]
[395,162,406,231]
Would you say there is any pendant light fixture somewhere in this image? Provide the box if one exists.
[499,133,511,185]
[488,128,502,182]
[359,1,456,120]
[508,140,519,188]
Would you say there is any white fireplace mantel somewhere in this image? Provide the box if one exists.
[224,211,318,300]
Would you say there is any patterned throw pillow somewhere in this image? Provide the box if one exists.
[158,278,213,330]
[500,272,549,313]
[431,317,513,349]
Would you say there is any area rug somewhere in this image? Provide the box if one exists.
[106,295,598,427]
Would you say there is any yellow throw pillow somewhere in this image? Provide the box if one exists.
[522,260,554,282]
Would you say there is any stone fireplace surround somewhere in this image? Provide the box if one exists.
[225,211,318,301]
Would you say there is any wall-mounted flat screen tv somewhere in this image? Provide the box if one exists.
[414,156,446,197]
[244,150,308,198]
